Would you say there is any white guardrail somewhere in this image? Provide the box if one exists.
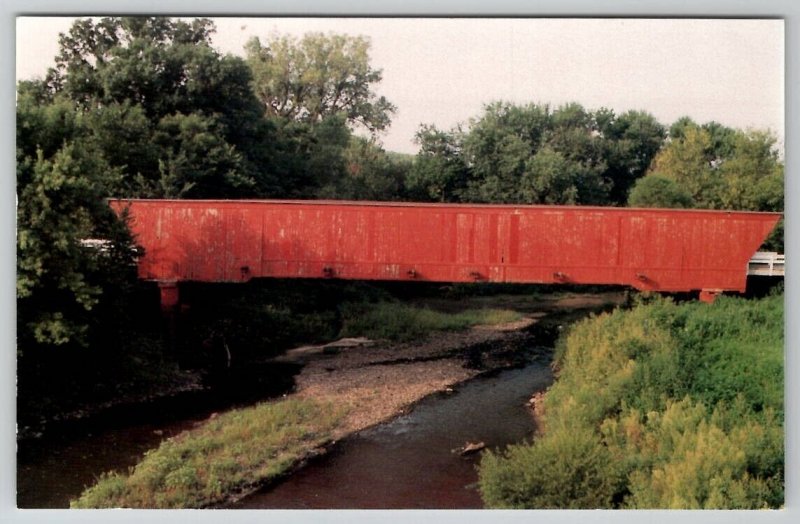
[747,252,785,277]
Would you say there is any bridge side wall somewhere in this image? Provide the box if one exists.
[110,200,780,297]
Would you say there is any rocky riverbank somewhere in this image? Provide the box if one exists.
[278,292,625,440]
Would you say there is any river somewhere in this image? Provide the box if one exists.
[18,349,551,510]
[230,361,552,509]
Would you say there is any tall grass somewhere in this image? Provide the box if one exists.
[71,398,345,508]
[339,302,522,341]
[479,293,784,509]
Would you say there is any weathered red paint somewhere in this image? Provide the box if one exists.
[109,199,780,307]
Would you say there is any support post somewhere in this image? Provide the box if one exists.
[158,280,180,311]
[699,289,721,303]
[157,281,181,357]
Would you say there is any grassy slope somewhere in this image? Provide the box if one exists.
[479,293,784,509]
[72,398,345,508]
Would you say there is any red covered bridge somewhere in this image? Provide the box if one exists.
[109,199,781,308]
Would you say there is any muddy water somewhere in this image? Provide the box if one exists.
[17,415,202,509]
[232,361,552,509]
[16,361,301,508]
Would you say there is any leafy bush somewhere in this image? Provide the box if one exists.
[480,426,618,508]
[479,293,784,509]
[603,397,783,508]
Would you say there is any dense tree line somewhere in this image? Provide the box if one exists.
[629,119,783,211]
[628,119,784,249]
[16,17,784,409]
[408,102,667,206]
[409,103,783,216]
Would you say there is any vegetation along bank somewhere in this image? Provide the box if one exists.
[479,291,784,509]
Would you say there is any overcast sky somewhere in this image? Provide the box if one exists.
[16,17,784,154]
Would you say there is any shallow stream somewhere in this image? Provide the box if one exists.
[231,361,552,509]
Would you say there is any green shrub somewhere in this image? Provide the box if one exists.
[480,426,618,508]
[604,398,783,509]
[479,293,784,509]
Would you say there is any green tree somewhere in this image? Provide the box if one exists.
[37,17,278,198]
[146,113,253,198]
[717,129,784,251]
[647,125,721,206]
[669,118,736,159]
[49,18,228,121]
[321,136,411,201]
[411,102,666,207]
[463,102,551,178]
[627,174,694,208]
[548,104,599,163]
[405,124,468,202]
[717,130,784,211]
[16,16,287,350]
[16,143,135,348]
[270,115,353,198]
[701,121,738,159]
[597,109,666,205]
[646,120,783,212]
[636,120,783,249]
[245,32,396,132]
[459,102,609,204]
[15,88,81,159]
